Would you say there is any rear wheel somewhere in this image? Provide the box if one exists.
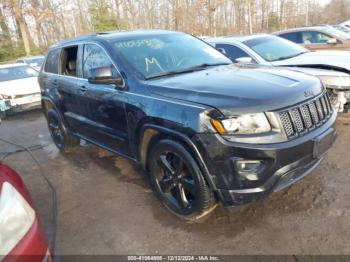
[47,109,79,153]
[148,139,216,221]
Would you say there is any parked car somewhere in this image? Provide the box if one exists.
[16,56,45,71]
[333,25,350,34]
[0,162,51,260]
[274,25,350,51]
[0,64,41,120]
[206,34,350,112]
[339,19,350,28]
[39,30,336,220]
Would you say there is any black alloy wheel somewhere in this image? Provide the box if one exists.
[48,112,65,150]
[46,109,79,152]
[149,139,216,221]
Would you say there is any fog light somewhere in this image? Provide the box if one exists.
[234,160,263,181]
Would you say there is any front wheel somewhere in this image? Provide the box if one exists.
[47,109,79,153]
[148,139,216,221]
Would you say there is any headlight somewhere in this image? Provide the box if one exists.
[318,75,350,90]
[0,182,35,256]
[0,94,11,100]
[211,113,271,135]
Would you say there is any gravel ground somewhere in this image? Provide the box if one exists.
[1,110,350,255]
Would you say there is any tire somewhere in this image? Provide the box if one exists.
[148,139,217,221]
[47,109,79,153]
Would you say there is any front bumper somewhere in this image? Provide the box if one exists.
[193,111,337,208]
[0,93,41,114]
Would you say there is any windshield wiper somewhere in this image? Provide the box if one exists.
[273,51,308,61]
[145,62,230,80]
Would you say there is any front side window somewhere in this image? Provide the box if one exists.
[0,66,38,82]
[244,36,308,62]
[82,44,118,78]
[44,49,60,74]
[301,31,332,44]
[215,44,252,62]
[110,33,231,79]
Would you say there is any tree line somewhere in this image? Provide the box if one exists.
[0,0,349,62]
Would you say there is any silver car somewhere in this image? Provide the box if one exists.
[206,34,350,112]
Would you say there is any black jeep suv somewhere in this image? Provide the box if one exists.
[39,30,337,220]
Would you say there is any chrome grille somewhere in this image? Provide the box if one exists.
[309,102,319,125]
[279,93,333,138]
[316,99,324,120]
[290,108,304,132]
[279,112,294,137]
[300,105,312,129]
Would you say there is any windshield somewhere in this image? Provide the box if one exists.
[111,33,231,78]
[244,36,308,62]
[0,66,38,82]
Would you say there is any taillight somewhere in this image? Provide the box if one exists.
[0,182,35,256]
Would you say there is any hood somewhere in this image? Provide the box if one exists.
[272,51,350,72]
[0,77,40,97]
[146,65,323,116]
[282,67,350,77]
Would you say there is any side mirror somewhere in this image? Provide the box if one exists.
[88,66,124,87]
[216,48,226,55]
[327,38,338,44]
[235,57,254,64]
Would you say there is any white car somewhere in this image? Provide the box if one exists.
[207,34,350,112]
[0,64,41,119]
[340,19,350,28]
[16,56,45,72]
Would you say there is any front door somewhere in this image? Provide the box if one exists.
[79,43,131,155]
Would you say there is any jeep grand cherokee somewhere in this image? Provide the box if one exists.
[39,30,337,221]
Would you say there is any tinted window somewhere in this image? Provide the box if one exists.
[280,32,301,43]
[111,33,231,78]
[244,36,307,62]
[0,65,38,82]
[83,44,117,78]
[215,44,251,62]
[301,31,332,44]
[44,49,60,74]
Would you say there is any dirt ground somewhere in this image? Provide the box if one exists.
[1,110,350,255]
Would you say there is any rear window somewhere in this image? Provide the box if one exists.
[44,49,61,74]
[0,66,38,82]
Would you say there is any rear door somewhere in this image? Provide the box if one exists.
[79,43,130,155]
[56,45,88,132]
[39,48,61,108]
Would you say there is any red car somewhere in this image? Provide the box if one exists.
[0,163,51,261]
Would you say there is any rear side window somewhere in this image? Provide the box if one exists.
[301,31,332,44]
[279,32,302,43]
[44,49,60,74]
